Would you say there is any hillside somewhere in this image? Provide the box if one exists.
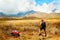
[0,11,60,20]
[24,13,60,19]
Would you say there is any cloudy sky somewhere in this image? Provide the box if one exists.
[0,0,60,14]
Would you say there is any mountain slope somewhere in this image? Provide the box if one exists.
[24,13,60,19]
[0,10,36,17]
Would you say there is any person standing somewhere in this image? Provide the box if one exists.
[39,19,46,36]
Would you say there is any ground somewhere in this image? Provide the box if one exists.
[0,19,60,40]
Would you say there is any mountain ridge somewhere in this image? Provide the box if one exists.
[0,10,60,19]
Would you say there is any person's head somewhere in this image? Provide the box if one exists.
[41,19,44,22]
[41,19,45,22]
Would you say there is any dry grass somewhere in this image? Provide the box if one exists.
[0,19,60,40]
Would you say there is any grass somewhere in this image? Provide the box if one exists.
[0,19,60,40]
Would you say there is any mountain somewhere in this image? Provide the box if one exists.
[0,12,5,16]
[17,10,36,17]
[24,12,60,19]
[0,10,36,17]
[0,10,60,19]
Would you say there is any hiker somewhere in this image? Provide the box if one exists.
[11,30,20,37]
[39,19,46,36]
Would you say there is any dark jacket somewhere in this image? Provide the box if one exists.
[41,22,46,28]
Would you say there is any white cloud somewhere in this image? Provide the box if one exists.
[0,0,60,15]
[55,5,60,13]
[31,2,55,13]
[31,0,60,13]
[54,0,60,13]
[0,0,32,14]
[0,0,19,14]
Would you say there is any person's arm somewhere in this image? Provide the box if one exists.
[44,22,46,27]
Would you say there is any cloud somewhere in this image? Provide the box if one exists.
[0,0,32,14]
[0,0,19,14]
[0,0,60,15]
[54,0,60,13]
[31,1,55,13]
[32,0,60,13]
[17,0,30,12]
